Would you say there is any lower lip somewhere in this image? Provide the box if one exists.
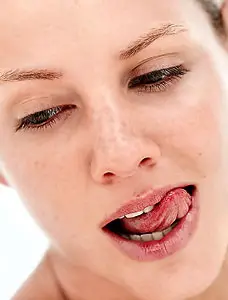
[103,189,199,261]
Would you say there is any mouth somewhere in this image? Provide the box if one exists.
[102,184,199,261]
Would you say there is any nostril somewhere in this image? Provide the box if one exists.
[103,172,115,183]
[104,172,114,178]
[140,157,154,167]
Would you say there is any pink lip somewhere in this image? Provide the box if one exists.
[101,183,191,227]
[102,184,199,261]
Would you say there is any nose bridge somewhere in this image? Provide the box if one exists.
[89,98,159,183]
[100,104,127,141]
[93,100,138,159]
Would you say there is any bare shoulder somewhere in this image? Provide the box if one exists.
[12,252,62,300]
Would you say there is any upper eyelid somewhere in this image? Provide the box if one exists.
[12,89,79,118]
[129,58,185,77]
[23,104,75,117]
[15,105,75,131]
[128,65,188,93]
[6,85,78,104]
[130,53,181,71]
[129,65,184,81]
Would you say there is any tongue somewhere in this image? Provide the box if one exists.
[121,188,191,234]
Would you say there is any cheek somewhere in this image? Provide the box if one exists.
[167,96,221,173]
[154,70,224,176]
[0,136,91,237]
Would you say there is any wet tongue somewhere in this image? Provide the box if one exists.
[121,188,191,234]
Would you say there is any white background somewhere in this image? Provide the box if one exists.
[0,185,48,300]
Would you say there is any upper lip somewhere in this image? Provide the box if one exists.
[101,183,192,228]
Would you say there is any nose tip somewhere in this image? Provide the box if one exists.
[102,157,155,183]
[91,148,159,184]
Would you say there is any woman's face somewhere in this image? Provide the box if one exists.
[1,0,228,299]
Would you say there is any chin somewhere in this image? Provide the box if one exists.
[108,238,228,300]
[119,267,219,300]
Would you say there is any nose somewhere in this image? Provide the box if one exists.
[90,110,161,184]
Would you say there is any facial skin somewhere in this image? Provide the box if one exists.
[1,0,228,299]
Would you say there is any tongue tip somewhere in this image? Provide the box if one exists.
[120,187,192,234]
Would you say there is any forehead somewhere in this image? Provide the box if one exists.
[0,0,210,67]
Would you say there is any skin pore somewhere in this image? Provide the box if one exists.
[1,0,228,299]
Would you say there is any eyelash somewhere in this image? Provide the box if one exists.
[15,65,188,132]
[128,65,189,93]
[15,105,76,132]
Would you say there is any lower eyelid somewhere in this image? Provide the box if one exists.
[134,78,174,94]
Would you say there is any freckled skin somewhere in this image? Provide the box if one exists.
[1,0,228,299]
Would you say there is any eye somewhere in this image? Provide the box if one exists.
[128,65,189,93]
[15,104,76,132]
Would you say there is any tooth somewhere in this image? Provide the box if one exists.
[121,234,130,240]
[140,233,153,242]
[118,216,125,219]
[152,231,163,241]
[171,220,179,228]
[162,227,172,236]
[143,205,154,213]
[125,210,144,218]
[130,234,141,241]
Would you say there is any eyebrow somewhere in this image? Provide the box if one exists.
[0,68,63,84]
[119,23,187,60]
[0,24,185,84]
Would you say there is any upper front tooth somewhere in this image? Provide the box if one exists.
[125,210,144,218]
[143,205,154,213]
[152,231,163,241]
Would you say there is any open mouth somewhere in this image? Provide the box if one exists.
[102,185,198,260]
[106,217,180,242]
